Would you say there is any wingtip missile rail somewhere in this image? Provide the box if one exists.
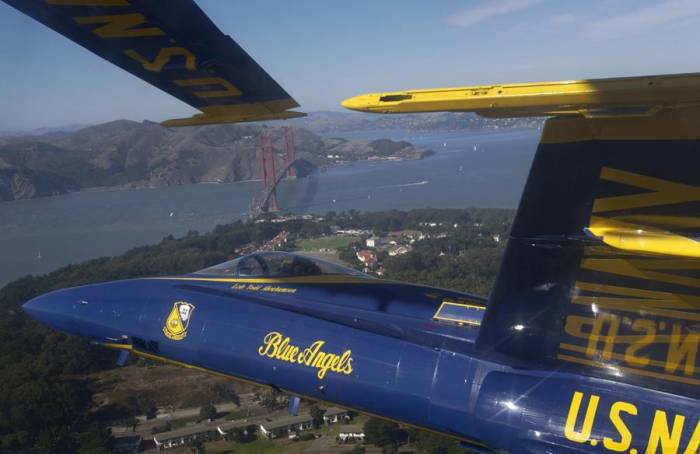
[341,72,700,118]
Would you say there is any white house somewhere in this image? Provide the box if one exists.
[366,237,382,248]
[153,426,215,450]
[323,407,350,425]
[259,414,314,439]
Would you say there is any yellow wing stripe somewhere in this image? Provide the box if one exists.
[151,276,383,285]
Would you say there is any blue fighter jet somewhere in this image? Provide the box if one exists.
[8,1,700,452]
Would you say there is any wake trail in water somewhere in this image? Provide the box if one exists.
[377,180,429,189]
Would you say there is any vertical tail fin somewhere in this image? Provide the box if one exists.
[477,107,700,399]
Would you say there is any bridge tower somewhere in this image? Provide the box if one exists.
[284,127,297,179]
[260,131,279,213]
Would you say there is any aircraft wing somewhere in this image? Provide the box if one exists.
[2,0,305,126]
[341,72,700,118]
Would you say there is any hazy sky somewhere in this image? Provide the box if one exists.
[2,0,699,130]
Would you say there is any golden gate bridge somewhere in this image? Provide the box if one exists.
[249,127,304,218]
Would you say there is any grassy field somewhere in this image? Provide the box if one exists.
[297,235,356,252]
[89,364,257,411]
[205,438,313,454]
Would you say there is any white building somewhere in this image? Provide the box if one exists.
[153,426,215,450]
[366,237,382,248]
[259,414,314,439]
[323,407,350,425]
[388,246,409,256]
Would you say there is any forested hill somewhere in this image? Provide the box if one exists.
[0,121,431,202]
[0,208,512,452]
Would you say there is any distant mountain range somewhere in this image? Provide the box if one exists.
[0,123,91,138]
[288,111,545,134]
[0,120,431,202]
[0,110,541,138]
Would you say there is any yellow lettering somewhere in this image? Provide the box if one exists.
[312,351,327,368]
[604,401,637,452]
[257,332,353,379]
[330,354,342,372]
[563,315,596,341]
[683,420,700,454]
[564,391,600,443]
[573,282,700,322]
[646,410,685,454]
[304,341,324,366]
[125,47,196,72]
[625,319,656,367]
[666,324,699,376]
[316,354,338,380]
[258,331,282,357]
[586,314,620,360]
[74,13,165,38]
[594,167,700,213]
[174,77,242,99]
[581,255,700,290]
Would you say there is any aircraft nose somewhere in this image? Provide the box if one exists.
[23,292,53,319]
[22,288,79,333]
[23,284,131,342]
[22,296,41,318]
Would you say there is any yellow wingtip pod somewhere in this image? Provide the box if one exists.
[586,225,700,259]
[341,72,700,118]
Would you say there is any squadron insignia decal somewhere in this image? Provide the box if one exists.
[163,301,195,341]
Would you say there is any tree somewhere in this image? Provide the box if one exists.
[408,429,462,454]
[259,389,282,411]
[309,405,325,428]
[76,424,113,454]
[199,404,217,421]
[145,404,158,420]
[344,447,366,454]
[382,445,398,454]
[189,439,205,454]
[363,418,402,449]
[213,382,240,407]
[123,416,138,433]
[35,425,75,454]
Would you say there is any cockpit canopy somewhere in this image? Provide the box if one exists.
[196,251,373,279]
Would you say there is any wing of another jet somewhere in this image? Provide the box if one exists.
[2,0,305,126]
[341,72,700,118]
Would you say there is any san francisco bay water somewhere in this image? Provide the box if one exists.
[0,127,539,286]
